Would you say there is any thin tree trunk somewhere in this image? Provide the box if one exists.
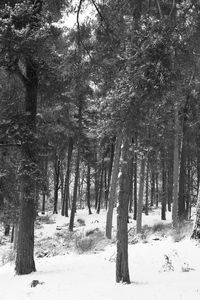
[42,156,48,215]
[161,159,166,220]
[64,137,73,217]
[129,156,134,213]
[133,148,138,220]
[53,156,60,214]
[172,102,180,228]
[136,156,146,234]
[145,160,149,215]
[69,102,82,231]
[150,169,155,206]
[105,139,115,209]
[97,159,104,214]
[86,163,92,214]
[116,136,130,284]
[106,131,123,239]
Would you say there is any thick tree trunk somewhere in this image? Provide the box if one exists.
[178,99,189,222]
[106,131,123,239]
[191,191,200,239]
[64,137,73,217]
[172,103,179,228]
[15,59,38,274]
[116,136,131,284]
[136,156,146,233]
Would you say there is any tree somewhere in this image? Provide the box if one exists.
[0,0,66,274]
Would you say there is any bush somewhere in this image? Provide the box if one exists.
[152,222,166,233]
[1,249,16,265]
[77,218,86,227]
[74,233,93,253]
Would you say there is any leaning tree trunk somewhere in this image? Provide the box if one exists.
[136,156,146,234]
[106,131,123,239]
[15,59,38,275]
[116,136,131,284]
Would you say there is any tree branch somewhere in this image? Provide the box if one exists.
[156,0,163,19]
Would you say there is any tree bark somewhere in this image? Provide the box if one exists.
[53,155,60,214]
[133,148,138,220]
[105,139,115,209]
[145,160,149,215]
[64,137,73,217]
[86,163,92,214]
[136,156,146,233]
[161,159,166,220]
[116,136,130,284]
[69,102,82,231]
[191,191,200,239]
[15,59,38,274]
[172,102,179,228]
[106,131,123,239]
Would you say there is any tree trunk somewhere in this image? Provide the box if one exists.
[116,136,130,284]
[161,159,166,220]
[15,59,38,274]
[129,156,134,213]
[105,139,115,209]
[97,158,104,214]
[136,156,146,233]
[178,100,189,222]
[86,163,92,214]
[106,131,123,239]
[191,191,200,239]
[172,103,180,228]
[150,169,155,206]
[64,137,73,217]
[53,156,60,214]
[69,102,82,231]
[145,160,149,215]
[42,156,48,215]
[133,148,138,220]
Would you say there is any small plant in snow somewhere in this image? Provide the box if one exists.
[161,255,174,272]
[75,233,93,253]
[77,218,86,226]
[1,249,16,265]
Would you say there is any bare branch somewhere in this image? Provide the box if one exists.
[156,0,163,19]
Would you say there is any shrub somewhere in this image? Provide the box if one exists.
[1,249,16,265]
[77,218,86,227]
[74,233,93,253]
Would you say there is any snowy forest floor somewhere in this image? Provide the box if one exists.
[0,208,200,300]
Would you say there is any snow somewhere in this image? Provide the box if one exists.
[0,208,200,300]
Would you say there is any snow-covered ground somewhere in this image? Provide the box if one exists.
[0,208,200,300]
